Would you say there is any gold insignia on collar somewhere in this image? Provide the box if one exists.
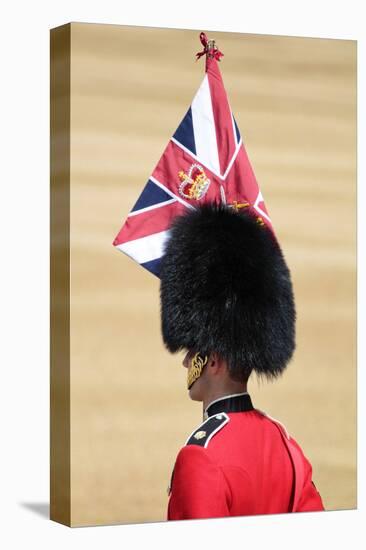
[194,430,207,440]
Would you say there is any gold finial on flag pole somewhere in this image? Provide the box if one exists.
[196,33,224,62]
[207,39,216,57]
[207,39,215,47]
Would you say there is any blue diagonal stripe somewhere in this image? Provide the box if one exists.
[173,107,196,155]
[141,258,161,278]
[233,115,241,144]
[131,179,173,213]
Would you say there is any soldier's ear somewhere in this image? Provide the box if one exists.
[208,353,221,370]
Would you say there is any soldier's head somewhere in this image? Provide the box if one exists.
[182,349,251,404]
[160,202,296,392]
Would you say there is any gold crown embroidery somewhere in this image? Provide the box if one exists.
[178,163,211,200]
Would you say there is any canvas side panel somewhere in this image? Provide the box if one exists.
[50,23,71,527]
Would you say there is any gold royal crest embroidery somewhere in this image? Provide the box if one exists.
[178,163,210,200]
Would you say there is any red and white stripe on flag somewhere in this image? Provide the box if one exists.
[113,40,272,277]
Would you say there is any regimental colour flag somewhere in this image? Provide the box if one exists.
[113,33,273,277]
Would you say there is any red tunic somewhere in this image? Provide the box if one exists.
[167,394,324,520]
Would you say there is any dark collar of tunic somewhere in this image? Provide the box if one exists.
[204,392,254,419]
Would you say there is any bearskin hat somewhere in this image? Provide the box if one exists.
[159,203,296,380]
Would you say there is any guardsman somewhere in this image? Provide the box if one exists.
[159,203,324,520]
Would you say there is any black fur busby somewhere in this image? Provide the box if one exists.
[160,203,296,380]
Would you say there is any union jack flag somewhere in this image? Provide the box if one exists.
[113,35,272,277]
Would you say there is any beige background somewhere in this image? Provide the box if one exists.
[68,23,356,526]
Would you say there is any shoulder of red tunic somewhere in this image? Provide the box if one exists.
[184,412,230,448]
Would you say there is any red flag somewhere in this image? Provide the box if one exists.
[113,33,272,277]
